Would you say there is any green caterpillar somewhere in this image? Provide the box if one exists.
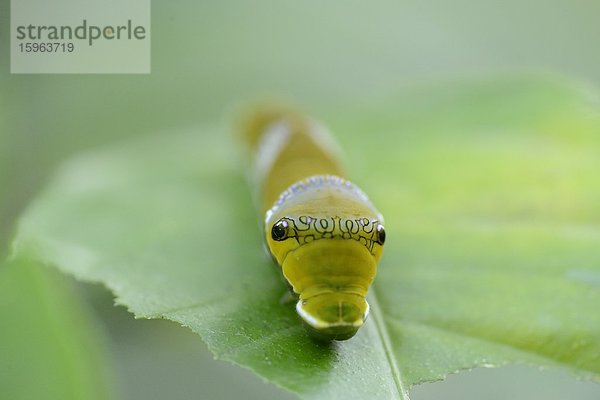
[241,106,386,340]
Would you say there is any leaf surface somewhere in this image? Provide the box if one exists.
[14,77,600,398]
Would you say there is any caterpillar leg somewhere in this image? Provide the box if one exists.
[279,291,297,304]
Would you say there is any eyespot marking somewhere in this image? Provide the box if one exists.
[271,215,386,254]
[376,224,386,245]
[271,219,289,241]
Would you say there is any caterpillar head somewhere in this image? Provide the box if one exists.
[296,292,370,341]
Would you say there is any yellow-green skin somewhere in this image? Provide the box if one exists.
[242,108,385,340]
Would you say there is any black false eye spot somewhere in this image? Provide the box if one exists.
[271,220,289,241]
[376,224,386,245]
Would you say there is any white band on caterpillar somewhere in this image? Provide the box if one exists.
[252,120,292,187]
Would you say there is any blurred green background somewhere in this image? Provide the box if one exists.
[1,1,600,399]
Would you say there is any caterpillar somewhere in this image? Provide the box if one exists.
[240,105,386,341]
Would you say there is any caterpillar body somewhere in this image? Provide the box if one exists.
[240,106,386,341]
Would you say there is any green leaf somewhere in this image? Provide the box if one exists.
[0,257,116,400]
[13,76,600,398]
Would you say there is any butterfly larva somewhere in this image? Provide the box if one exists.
[240,105,386,341]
